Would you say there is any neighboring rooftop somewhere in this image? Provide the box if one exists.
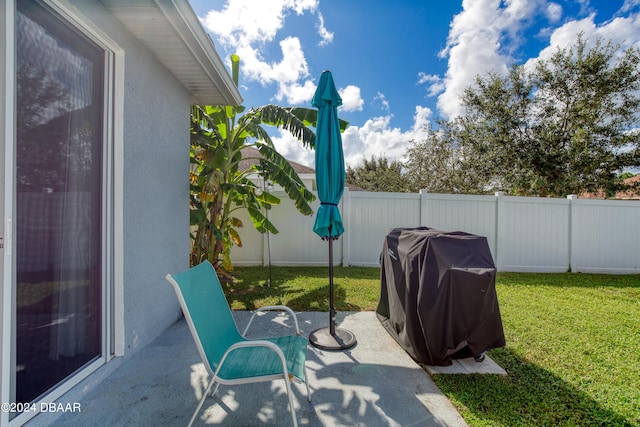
[580,175,640,200]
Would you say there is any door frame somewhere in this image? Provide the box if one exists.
[1,1,124,425]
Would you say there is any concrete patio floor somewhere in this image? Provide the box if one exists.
[30,311,472,426]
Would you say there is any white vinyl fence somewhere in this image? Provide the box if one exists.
[231,189,640,274]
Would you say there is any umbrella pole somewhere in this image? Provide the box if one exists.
[309,229,356,351]
[329,235,335,335]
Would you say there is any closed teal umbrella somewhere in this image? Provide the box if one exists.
[312,70,345,239]
[309,71,356,350]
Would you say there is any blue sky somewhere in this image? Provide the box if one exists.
[188,0,640,168]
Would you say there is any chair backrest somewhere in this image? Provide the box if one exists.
[167,261,244,375]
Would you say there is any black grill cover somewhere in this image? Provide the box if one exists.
[376,227,505,366]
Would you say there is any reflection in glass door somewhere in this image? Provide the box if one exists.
[15,0,104,404]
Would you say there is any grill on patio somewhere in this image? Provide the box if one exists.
[377,227,506,366]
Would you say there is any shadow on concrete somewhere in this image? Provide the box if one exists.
[42,311,465,426]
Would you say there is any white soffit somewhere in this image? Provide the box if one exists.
[100,0,242,106]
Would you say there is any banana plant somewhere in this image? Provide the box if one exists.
[190,55,348,273]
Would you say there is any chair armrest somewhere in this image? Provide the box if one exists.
[242,306,301,337]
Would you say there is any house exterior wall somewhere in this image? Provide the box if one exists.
[118,30,189,353]
[3,1,234,423]
[65,0,188,354]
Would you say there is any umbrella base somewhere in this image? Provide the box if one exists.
[309,327,356,350]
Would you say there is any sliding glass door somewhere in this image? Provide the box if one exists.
[14,0,104,405]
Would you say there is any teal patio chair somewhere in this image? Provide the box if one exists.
[166,261,311,427]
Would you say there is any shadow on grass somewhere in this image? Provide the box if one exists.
[222,266,371,311]
[285,283,363,311]
[431,346,637,427]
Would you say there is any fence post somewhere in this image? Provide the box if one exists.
[494,191,504,271]
[567,194,578,272]
[341,186,350,267]
[419,189,429,226]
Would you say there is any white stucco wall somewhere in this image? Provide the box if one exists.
[120,45,189,352]
[67,0,188,354]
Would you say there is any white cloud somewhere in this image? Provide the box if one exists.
[339,85,364,112]
[412,105,432,132]
[200,1,366,111]
[546,3,562,22]
[317,12,334,46]
[232,36,317,105]
[417,72,445,97]
[276,79,317,104]
[434,0,640,119]
[437,0,520,118]
[271,129,316,167]
[575,0,594,16]
[202,0,319,104]
[373,92,390,112]
[271,106,432,168]
[341,106,432,167]
[525,12,640,69]
[203,0,317,46]
[620,0,640,14]
[271,37,310,82]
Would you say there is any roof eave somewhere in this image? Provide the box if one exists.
[100,0,242,106]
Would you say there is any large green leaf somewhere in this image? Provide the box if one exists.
[256,144,315,216]
[192,105,227,142]
[190,206,207,226]
[228,227,242,247]
[204,147,229,171]
[288,107,349,132]
[255,190,281,206]
[247,206,279,234]
[248,105,317,149]
[235,113,273,146]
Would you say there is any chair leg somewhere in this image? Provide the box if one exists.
[283,376,298,427]
[304,366,312,402]
[188,378,216,427]
[210,382,221,398]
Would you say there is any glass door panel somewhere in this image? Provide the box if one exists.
[15,0,103,404]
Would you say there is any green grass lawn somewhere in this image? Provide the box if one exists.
[225,266,381,311]
[229,267,640,426]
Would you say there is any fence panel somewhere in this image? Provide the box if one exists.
[270,195,339,266]
[231,192,343,267]
[571,199,640,273]
[421,192,498,257]
[229,189,640,273]
[228,204,264,266]
[497,196,570,272]
[346,191,421,266]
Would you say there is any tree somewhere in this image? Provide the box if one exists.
[190,55,348,273]
[619,171,635,180]
[16,65,75,191]
[451,34,640,197]
[345,155,409,192]
[404,121,486,194]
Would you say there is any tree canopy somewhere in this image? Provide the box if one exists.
[406,34,640,197]
[345,155,409,192]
